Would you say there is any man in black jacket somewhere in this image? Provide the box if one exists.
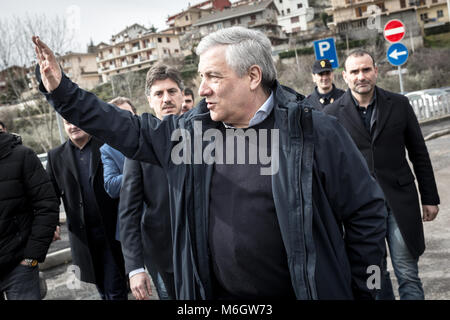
[324,50,440,300]
[0,131,59,300]
[304,59,344,111]
[33,27,387,300]
[119,64,182,300]
[46,120,128,300]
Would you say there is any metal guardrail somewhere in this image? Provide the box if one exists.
[408,93,450,121]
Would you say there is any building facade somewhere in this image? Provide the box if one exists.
[414,0,449,30]
[193,0,288,47]
[273,0,312,33]
[60,52,101,90]
[166,0,231,34]
[327,0,426,48]
[96,24,182,82]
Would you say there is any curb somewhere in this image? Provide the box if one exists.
[419,114,450,126]
[40,248,72,271]
[424,128,450,141]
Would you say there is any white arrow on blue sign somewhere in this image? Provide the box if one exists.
[387,42,409,66]
[313,38,339,69]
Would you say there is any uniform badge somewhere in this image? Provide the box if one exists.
[320,98,325,104]
[320,61,326,68]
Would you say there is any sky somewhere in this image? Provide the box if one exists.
[1,0,220,52]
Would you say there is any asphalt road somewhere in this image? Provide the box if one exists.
[411,132,450,299]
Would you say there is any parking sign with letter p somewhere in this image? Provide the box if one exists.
[313,38,339,69]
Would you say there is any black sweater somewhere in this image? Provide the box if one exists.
[209,114,295,299]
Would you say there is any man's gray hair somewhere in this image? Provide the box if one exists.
[196,26,276,93]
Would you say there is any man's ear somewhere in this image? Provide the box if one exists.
[248,65,263,91]
[342,70,347,84]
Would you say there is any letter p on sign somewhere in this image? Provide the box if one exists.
[318,42,330,57]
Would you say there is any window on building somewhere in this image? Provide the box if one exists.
[282,10,285,15]
[377,2,386,11]
[437,10,443,18]
[185,15,189,21]
[175,49,179,53]
[297,3,303,9]
[237,17,241,24]
[287,8,291,14]
[355,7,363,17]
[400,0,406,8]
[291,16,299,23]
[231,18,235,25]
[251,14,256,20]
[158,37,162,43]
[418,0,426,5]
[166,37,170,43]
[279,0,283,3]
[420,13,428,20]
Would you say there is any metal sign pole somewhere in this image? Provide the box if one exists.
[398,66,404,94]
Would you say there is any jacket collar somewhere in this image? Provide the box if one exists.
[372,86,393,142]
[60,137,103,183]
[339,89,372,140]
[183,81,306,134]
[273,80,307,138]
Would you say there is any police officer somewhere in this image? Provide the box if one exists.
[305,59,344,111]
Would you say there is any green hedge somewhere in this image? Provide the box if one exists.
[424,23,450,36]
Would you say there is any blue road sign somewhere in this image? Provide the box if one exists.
[313,38,339,69]
[387,43,409,66]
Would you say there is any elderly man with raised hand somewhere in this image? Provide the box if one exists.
[33,27,387,300]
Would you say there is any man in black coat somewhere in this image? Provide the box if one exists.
[0,131,59,300]
[46,120,127,300]
[324,49,440,300]
[304,59,344,111]
[119,64,181,300]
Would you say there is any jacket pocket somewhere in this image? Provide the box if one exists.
[397,171,415,186]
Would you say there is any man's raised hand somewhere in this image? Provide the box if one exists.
[32,36,62,92]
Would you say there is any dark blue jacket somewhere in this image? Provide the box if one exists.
[38,72,387,300]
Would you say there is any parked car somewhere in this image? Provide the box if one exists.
[405,89,449,119]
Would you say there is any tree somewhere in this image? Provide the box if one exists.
[0,14,75,153]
